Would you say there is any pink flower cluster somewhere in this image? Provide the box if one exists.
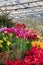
[2,27,38,40]
[0,24,38,40]
[6,47,43,65]
[24,47,43,65]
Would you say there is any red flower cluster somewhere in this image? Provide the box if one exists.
[6,47,43,65]
[25,34,38,40]
[6,60,25,65]
[15,23,26,28]
[24,47,43,65]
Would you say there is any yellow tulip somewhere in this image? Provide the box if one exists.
[31,41,40,47]
[3,37,7,41]
[0,40,3,43]
[32,41,43,49]
[0,44,2,48]
[39,42,43,49]
[7,41,11,46]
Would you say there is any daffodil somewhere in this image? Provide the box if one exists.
[7,41,11,46]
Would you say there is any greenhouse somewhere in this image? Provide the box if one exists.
[0,0,43,65]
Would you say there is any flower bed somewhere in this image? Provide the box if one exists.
[6,47,43,65]
[0,23,43,65]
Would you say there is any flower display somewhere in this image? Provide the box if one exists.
[0,24,42,65]
[0,25,38,52]
[24,47,43,65]
[6,47,43,65]
[0,24,39,55]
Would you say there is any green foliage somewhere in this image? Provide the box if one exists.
[12,37,32,59]
[0,14,14,27]
[0,32,32,59]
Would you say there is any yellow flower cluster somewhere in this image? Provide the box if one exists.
[0,40,3,48]
[7,41,11,46]
[31,41,43,49]
[3,37,7,41]
[0,39,12,48]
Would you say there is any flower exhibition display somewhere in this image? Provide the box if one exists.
[0,23,43,65]
[0,0,43,65]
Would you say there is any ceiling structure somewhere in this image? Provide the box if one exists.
[0,0,43,19]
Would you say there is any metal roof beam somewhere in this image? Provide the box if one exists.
[2,5,43,11]
[0,0,43,7]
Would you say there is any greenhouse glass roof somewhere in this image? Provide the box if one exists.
[0,0,43,18]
